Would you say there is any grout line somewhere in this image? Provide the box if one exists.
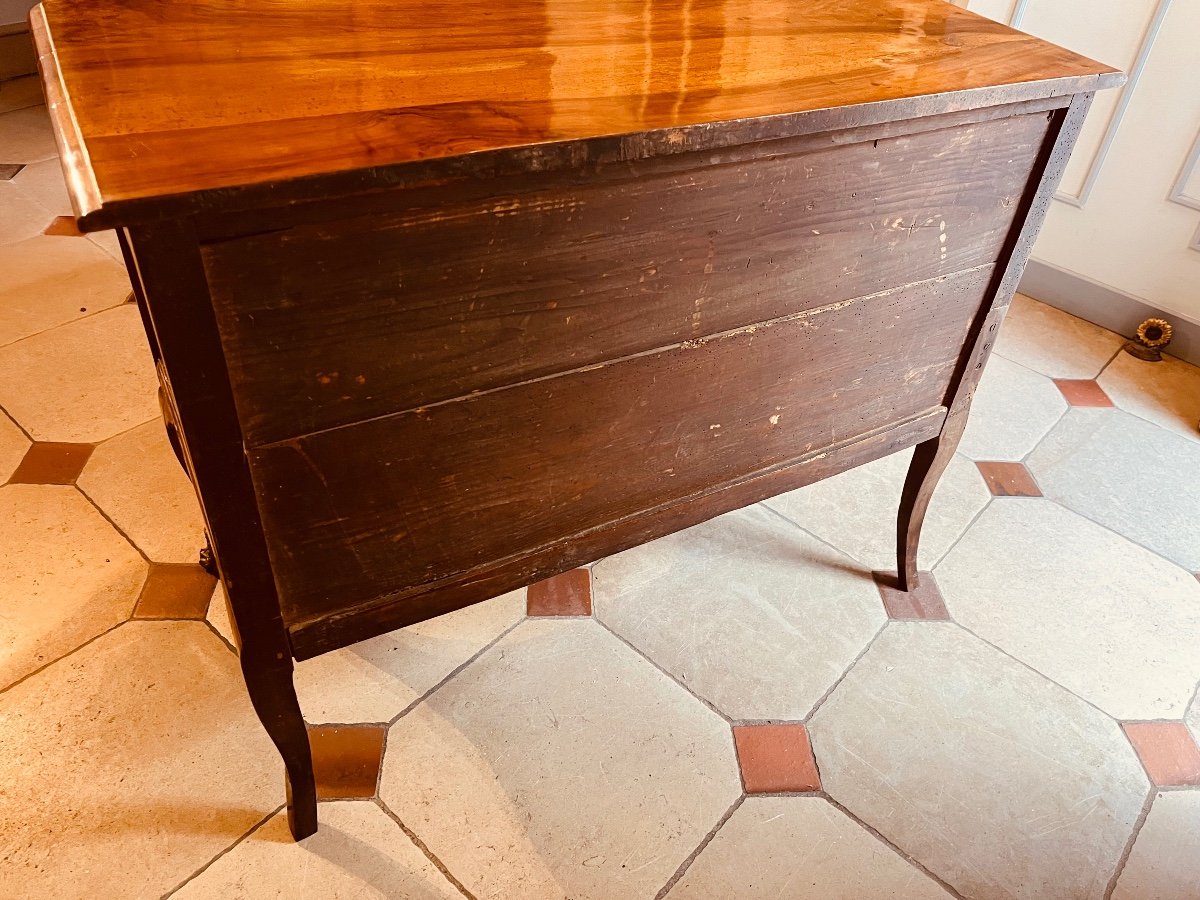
[1154,783,1200,793]
[0,618,127,697]
[372,797,478,900]
[84,411,161,449]
[928,489,992,575]
[804,620,889,722]
[305,720,389,729]
[0,290,138,353]
[387,617,526,727]
[1095,344,1127,380]
[1185,678,1200,720]
[758,499,876,572]
[592,615,734,725]
[947,620,1125,725]
[1039,492,1197,576]
[1016,394,1073,466]
[821,794,969,900]
[202,618,238,655]
[1094,401,1200,447]
[652,794,745,900]
[0,401,33,442]
[374,721,390,798]
[72,481,154,565]
[160,804,284,898]
[1103,789,1156,900]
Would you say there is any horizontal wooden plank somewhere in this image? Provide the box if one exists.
[248,266,993,630]
[287,405,947,658]
[205,111,1049,446]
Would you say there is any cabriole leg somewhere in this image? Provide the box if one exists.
[895,411,968,591]
[240,656,317,840]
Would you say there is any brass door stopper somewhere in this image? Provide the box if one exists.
[1123,317,1173,362]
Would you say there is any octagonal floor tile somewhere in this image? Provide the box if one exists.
[593,505,884,720]
[8,157,73,218]
[0,483,146,689]
[294,588,525,723]
[0,182,54,246]
[958,355,1068,461]
[994,294,1123,380]
[379,619,741,900]
[1028,408,1200,571]
[1112,791,1200,900]
[809,623,1149,900]
[0,304,158,442]
[77,418,206,563]
[0,235,130,347]
[0,621,279,899]
[0,106,59,164]
[936,499,1200,719]
[764,449,989,572]
[667,796,949,899]
[1098,351,1200,442]
[0,410,29,482]
[171,801,463,899]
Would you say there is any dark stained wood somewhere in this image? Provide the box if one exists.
[291,406,948,658]
[120,223,317,841]
[30,0,1120,230]
[895,92,1093,590]
[255,267,989,632]
[32,0,1121,841]
[205,111,1051,445]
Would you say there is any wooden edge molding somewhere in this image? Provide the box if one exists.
[27,4,103,222]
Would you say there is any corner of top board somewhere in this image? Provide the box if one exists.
[28,3,108,232]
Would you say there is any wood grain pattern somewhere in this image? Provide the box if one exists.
[289,406,947,658]
[30,0,1120,230]
[205,110,1051,446]
[249,266,990,632]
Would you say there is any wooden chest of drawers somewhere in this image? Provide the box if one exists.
[32,0,1120,838]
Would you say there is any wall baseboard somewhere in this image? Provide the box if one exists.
[1019,259,1200,367]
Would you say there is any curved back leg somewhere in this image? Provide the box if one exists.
[241,657,318,840]
[896,411,968,591]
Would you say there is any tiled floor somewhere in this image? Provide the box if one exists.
[2,103,1200,899]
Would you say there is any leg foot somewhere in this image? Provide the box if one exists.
[285,767,319,840]
[241,657,318,841]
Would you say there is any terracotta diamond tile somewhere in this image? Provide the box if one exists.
[1053,378,1114,407]
[872,571,950,620]
[309,724,387,799]
[733,723,821,793]
[527,567,591,616]
[133,563,218,619]
[1122,722,1200,787]
[7,441,93,484]
[976,460,1042,497]
[42,215,83,237]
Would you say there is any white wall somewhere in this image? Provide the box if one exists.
[959,0,1200,327]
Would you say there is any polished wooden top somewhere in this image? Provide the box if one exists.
[31,0,1119,229]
